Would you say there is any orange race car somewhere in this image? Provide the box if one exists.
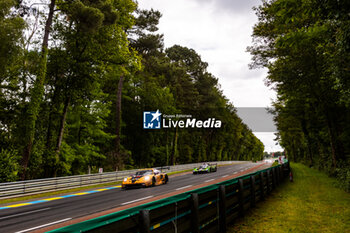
[122,168,169,189]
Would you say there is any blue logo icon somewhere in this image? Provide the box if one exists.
[143,110,162,129]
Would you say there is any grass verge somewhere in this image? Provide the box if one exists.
[167,169,192,175]
[229,162,350,233]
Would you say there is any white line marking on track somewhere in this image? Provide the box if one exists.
[233,172,238,174]
[222,175,228,178]
[175,185,193,190]
[121,196,154,205]
[205,179,215,183]
[15,218,72,233]
[0,208,51,220]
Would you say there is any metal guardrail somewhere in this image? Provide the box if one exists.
[48,162,291,233]
[0,161,244,199]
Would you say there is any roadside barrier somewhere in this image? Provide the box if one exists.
[0,161,243,199]
[48,162,290,233]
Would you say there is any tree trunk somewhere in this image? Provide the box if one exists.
[56,96,70,154]
[165,130,169,166]
[291,140,297,163]
[325,109,337,169]
[301,118,313,166]
[21,0,56,180]
[327,122,337,169]
[46,83,59,149]
[170,127,178,165]
[52,96,70,177]
[114,75,124,170]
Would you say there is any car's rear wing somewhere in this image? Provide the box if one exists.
[156,166,170,172]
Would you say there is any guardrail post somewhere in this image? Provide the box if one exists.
[278,166,282,182]
[190,193,200,233]
[283,163,288,177]
[278,166,282,180]
[271,168,276,189]
[218,185,227,233]
[266,170,271,194]
[139,209,150,233]
[259,172,265,201]
[278,164,283,179]
[238,179,244,217]
[279,166,284,180]
[250,175,256,208]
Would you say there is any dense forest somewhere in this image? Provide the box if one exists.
[248,0,350,190]
[0,0,264,182]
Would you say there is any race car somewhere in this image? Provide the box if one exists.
[193,163,217,174]
[122,168,168,189]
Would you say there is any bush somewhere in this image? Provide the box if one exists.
[335,160,350,192]
[0,149,20,182]
[271,161,279,167]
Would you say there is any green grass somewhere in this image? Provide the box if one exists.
[229,163,350,233]
[167,169,192,175]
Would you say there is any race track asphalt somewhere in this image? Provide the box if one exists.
[0,162,265,233]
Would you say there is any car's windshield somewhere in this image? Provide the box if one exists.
[200,164,208,169]
[135,170,153,176]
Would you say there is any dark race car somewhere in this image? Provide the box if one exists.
[193,163,217,174]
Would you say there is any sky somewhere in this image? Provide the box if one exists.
[137,0,283,152]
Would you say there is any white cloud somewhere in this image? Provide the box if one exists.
[254,132,283,153]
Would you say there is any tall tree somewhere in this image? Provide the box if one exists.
[248,0,350,189]
[0,0,25,182]
[21,0,56,179]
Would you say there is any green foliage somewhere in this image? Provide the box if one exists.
[335,160,350,192]
[0,0,25,77]
[0,149,20,182]
[249,0,350,188]
[0,1,264,181]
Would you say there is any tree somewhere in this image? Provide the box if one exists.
[20,0,56,179]
[0,0,26,181]
[249,0,350,189]
[0,2,266,181]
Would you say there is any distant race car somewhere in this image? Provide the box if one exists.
[193,163,217,174]
[122,168,168,189]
